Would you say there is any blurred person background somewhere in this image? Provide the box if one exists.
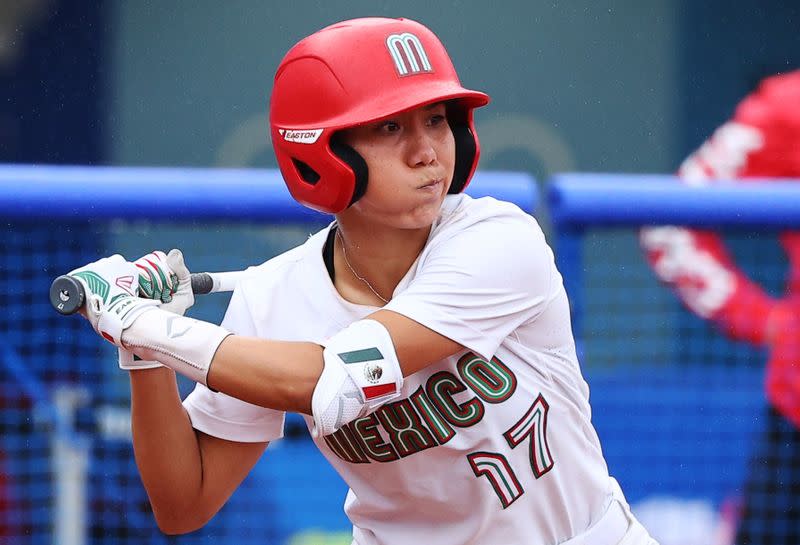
[640,71,800,545]
[1,1,798,544]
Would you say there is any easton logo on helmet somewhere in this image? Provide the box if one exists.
[279,128,324,144]
[386,33,432,76]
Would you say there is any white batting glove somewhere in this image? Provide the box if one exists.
[68,255,159,347]
[119,249,196,371]
[134,249,195,315]
[70,254,227,385]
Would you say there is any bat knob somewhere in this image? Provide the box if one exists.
[49,275,85,315]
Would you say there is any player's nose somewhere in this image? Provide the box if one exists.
[406,128,437,167]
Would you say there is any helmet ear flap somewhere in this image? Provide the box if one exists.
[326,119,476,204]
[449,123,477,194]
[330,138,370,207]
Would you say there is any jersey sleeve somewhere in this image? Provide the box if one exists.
[182,286,286,443]
[385,209,560,360]
[641,72,800,345]
[640,223,775,345]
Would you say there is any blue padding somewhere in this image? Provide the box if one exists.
[0,165,537,220]
[549,173,800,228]
[586,363,762,504]
[463,170,538,213]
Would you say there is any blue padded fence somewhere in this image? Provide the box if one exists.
[5,166,798,545]
[0,165,537,221]
[549,173,800,228]
[0,165,537,545]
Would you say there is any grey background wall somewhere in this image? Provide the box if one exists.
[107,0,680,181]
[4,1,797,180]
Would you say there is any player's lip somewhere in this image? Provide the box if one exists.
[418,178,443,190]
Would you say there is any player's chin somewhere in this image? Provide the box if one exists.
[358,189,448,228]
[395,201,446,229]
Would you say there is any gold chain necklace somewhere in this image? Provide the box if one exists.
[336,228,389,304]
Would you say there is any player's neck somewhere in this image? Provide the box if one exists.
[333,219,430,305]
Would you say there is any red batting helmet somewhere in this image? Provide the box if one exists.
[269,17,490,214]
[733,69,800,178]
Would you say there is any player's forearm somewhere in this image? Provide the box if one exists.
[129,367,208,533]
[121,308,414,437]
[207,336,323,415]
[120,307,322,414]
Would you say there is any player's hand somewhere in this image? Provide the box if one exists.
[134,249,195,315]
[119,249,196,371]
[135,251,179,303]
[765,298,800,427]
[68,255,159,347]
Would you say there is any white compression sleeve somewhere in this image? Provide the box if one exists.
[120,308,231,385]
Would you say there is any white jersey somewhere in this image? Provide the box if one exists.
[183,194,634,545]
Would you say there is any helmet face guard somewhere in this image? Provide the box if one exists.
[269,17,490,214]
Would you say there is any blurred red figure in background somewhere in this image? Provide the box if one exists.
[641,70,800,545]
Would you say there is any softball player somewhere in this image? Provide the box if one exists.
[69,17,658,545]
[641,70,800,545]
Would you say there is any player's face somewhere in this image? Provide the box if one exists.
[339,102,456,230]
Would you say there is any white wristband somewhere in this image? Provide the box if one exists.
[121,308,231,385]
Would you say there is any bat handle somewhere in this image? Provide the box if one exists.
[49,275,86,315]
[50,272,215,315]
[190,272,214,295]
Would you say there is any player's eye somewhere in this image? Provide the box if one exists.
[425,102,448,126]
[428,113,447,127]
[377,121,400,134]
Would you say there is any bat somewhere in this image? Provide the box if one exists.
[49,270,250,315]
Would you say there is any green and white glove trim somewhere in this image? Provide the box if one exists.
[119,249,196,371]
[69,255,158,345]
[135,250,179,303]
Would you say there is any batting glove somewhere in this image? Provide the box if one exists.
[68,255,159,347]
[134,249,195,315]
[119,249,197,371]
